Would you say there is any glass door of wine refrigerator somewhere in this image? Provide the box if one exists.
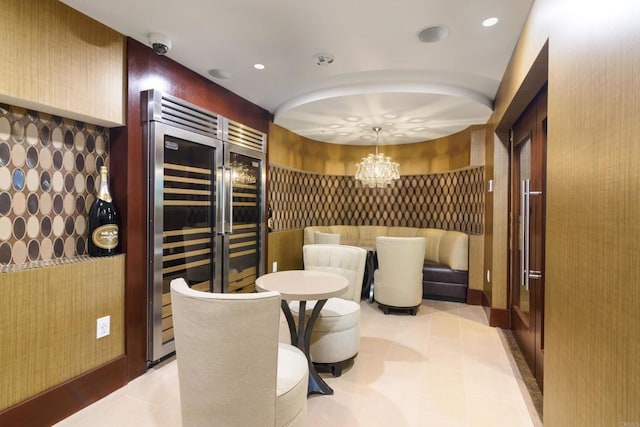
[223,146,264,293]
[148,122,222,363]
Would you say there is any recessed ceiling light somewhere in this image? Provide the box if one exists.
[208,69,232,79]
[328,124,342,129]
[408,118,426,123]
[253,63,265,70]
[382,113,399,119]
[344,116,361,122]
[336,132,352,136]
[418,26,449,43]
[411,127,426,132]
[482,17,499,27]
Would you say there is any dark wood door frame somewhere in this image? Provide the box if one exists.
[509,84,547,391]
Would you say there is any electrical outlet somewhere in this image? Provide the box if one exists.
[97,315,110,339]
[272,261,278,273]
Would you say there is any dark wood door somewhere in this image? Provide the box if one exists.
[510,85,547,391]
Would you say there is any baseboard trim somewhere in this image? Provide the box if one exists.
[466,288,484,305]
[0,356,127,426]
[489,308,510,328]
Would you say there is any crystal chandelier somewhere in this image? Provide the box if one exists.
[355,127,400,188]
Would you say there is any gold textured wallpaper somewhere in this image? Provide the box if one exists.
[268,165,484,235]
[0,104,109,270]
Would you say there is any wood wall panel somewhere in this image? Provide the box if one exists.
[0,255,125,411]
[0,0,125,126]
[490,0,640,424]
[543,3,640,425]
[267,230,304,273]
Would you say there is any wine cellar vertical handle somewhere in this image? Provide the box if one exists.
[226,166,233,234]
[217,166,225,235]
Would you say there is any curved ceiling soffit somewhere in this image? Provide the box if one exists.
[273,81,494,123]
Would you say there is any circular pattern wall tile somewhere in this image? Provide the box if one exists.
[0,242,12,265]
[64,130,74,150]
[52,215,64,237]
[53,237,64,258]
[0,192,11,216]
[0,142,9,165]
[64,216,75,235]
[53,194,63,215]
[95,135,105,155]
[0,167,10,191]
[63,150,74,172]
[74,173,85,193]
[26,168,39,192]
[27,215,39,239]
[86,134,95,153]
[0,117,11,141]
[12,191,26,215]
[85,153,95,173]
[12,168,25,190]
[52,170,64,193]
[39,126,51,147]
[74,132,85,151]
[12,240,27,264]
[11,143,25,167]
[75,152,85,172]
[75,195,85,214]
[40,191,52,215]
[76,236,86,255]
[26,123,38,145]
[0,216,12,240]
[12,121,25,142]
[41,215,52,237]
[51,127,64,149]
[64,194,75,215]
[64,236,76,257]
[40,238,53,261]
[52,150,63,170]
[28,239,40,261]
[13,216,26,239]
[27,192,39,215]
[40,170,52,192]
[64,173,74,193]
[39,147,52,170]
[75,215,86,235]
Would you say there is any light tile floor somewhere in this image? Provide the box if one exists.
[56,300,542,427]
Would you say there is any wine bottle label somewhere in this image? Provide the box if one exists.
[92,224,119,249]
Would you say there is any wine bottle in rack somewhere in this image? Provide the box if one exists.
[88,166,120,256]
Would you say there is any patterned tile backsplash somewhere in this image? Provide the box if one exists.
[268,165,485,235]
[0,104,110,271]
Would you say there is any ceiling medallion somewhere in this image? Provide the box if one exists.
[355,127,400,188]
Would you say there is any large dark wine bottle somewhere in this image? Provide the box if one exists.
[88,166,119,256]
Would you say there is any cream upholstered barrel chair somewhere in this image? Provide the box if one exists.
[170,278,308,427]
[290,244,367,377]
[373,236,427,315]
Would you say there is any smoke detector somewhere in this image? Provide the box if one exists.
[313,53,334,66]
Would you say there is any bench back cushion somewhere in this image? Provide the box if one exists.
[438,231,469,271]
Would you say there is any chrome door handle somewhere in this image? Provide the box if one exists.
[529,270,542,280]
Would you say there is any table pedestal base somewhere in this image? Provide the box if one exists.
[281,300,333,395]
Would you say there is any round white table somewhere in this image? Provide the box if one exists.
[256,270,348,395]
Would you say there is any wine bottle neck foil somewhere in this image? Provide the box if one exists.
[98,166,112,202]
